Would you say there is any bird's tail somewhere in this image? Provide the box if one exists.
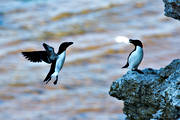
[44,74,51,84]
[122,62,129,68]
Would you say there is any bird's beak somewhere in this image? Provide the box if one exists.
[129,39,134,43]
[66,42,73,48]
[68,42,73,46]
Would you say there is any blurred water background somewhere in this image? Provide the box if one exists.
[0,0,180,120]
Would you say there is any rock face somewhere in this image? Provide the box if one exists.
[163,0,180,20]
[109,59,180,120]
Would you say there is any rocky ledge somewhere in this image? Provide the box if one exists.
[109,59,180,120]
[163,0,180,20]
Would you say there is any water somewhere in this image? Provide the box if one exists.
[0,0,180,119]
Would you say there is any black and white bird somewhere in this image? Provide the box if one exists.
[22,42,73,85]
[115,36,143,73]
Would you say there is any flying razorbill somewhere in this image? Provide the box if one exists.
[22,42,73,85]
[115,36,143,73]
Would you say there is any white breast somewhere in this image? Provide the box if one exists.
[53,51,66,77]
[128,46,143,70]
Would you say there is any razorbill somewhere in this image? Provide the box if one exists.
[122,39,144,74]
[22,42,73,85]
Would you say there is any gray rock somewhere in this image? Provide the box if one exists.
[109,59,180,120]
[163,0,180,20]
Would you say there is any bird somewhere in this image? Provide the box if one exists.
[22,42,73,85]
[122,39,144,74]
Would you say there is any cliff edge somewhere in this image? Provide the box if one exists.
[109,59,180,119]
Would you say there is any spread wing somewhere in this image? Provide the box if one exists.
[22,51,52,64]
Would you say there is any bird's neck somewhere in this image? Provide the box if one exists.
[135,46,143,52]
[58,48,66,54]
[63,51,66,54]
[137,44,143,48]
[59,50,66,55]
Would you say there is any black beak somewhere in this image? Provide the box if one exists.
[66,42,73,47]
[68,42,73,46]
[129,39,134,43]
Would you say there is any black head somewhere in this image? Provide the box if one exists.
[58,42,73,54]
[129,39,143,48]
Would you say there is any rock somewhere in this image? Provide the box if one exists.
[109,59,180,120]
[163,0,180,20]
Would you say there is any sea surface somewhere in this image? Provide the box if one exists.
[0,0,180,120]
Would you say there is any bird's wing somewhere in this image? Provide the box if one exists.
[122,47,136,68]
[22,51,52,64]
[42,43,58,61]
[43,43,55,54]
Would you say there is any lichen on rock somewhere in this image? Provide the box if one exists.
[163,0,180,20]
[109,59,180,120]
